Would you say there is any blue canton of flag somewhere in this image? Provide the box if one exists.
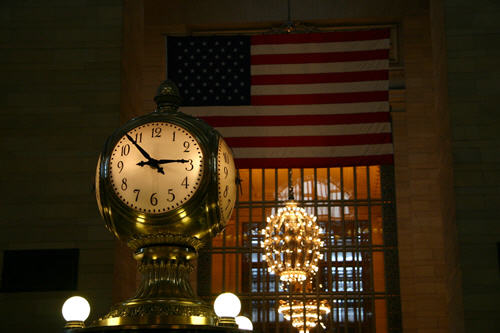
[167,36,251,106]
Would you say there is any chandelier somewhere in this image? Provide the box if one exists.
[260,169,324,283]
[261,201,323,282]
[278,298,330,333]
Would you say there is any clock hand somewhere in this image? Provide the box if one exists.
[125,134,165,174]
[136,160,165,174]
[157,159,189,164]
[125,133,154,161]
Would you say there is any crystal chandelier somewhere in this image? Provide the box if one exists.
[278,299,330,333]
[260,169,324,283]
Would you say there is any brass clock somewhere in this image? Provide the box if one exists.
[95,80,236,250]
[93,80,238,328]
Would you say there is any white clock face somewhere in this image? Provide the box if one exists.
[109,122,204,214]
[217,138,237,223]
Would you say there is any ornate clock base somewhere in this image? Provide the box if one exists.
[92,244,217,328]
[95,298,216,327]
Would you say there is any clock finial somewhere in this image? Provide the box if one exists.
[154,79,182,111]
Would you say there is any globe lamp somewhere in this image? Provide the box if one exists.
[213,292,241,327]
[62,296,90,328]
[235,315,253,331]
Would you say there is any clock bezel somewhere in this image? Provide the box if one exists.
[97,111,218,230]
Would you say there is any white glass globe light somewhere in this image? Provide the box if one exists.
[213,292,241,318]
[235,315,253,330]
[62,296,91,322]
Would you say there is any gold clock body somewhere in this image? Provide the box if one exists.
[97,110,232,251]
[93,80,237,329]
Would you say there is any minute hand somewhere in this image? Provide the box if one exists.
[157,159,189,164]
[125,134,153,161]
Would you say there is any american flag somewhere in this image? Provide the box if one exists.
[167,29,392,168]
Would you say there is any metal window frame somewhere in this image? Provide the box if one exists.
[199,165,401,333]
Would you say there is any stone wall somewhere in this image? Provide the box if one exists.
[0,1,122,332]
[445,0,500,331]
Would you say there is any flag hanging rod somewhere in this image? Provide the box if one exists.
[162,23,398,37]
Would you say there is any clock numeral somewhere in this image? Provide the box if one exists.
[172,132,176,142]
[150,193,158,206]
[133,189,140,201]
[223,166,228,178]
[223,185,228,198]
[223,151,229,163]
[135,132,142,143]
[183,141,190,152]
[121,178,128,191]
[225,199,232,212]
[152,127,162,138]
[167,189,175,202]
[121,144,130,156]
[117,161,124,173]
[185,159,194,171]
[181,177,189,189]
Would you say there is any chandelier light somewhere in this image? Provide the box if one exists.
[260,169,324,283]
[278,299,330,333]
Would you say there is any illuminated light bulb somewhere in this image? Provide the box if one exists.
[214,292,241,321]
[235,316,253,331]
[62,296,90,328]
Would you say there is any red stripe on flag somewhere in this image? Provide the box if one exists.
[251,49,389,65]
[235,155,394,168]
[251,91,388,105]
[251,29,391,45]
[251,70,388,85]
[226,133,392,148]
[200,112,390,127]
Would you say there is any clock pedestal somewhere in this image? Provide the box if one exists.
[93,80,238,331]
[94,241,216,327]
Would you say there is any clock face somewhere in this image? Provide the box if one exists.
[109,122,204,214]
[217,138,237,223]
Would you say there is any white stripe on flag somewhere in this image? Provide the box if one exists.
[217,123,391,138]
[251,59,389,75]
[179,102,389,116]
[251,80,389,96]
[233,144,394,158]
[251,39,390,55]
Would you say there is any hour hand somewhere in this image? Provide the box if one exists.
[157,159,189,165]
[137,160,165,174]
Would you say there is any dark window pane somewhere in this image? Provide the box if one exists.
[1,249,79,292]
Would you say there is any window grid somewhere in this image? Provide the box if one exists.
[199,166,401,332]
